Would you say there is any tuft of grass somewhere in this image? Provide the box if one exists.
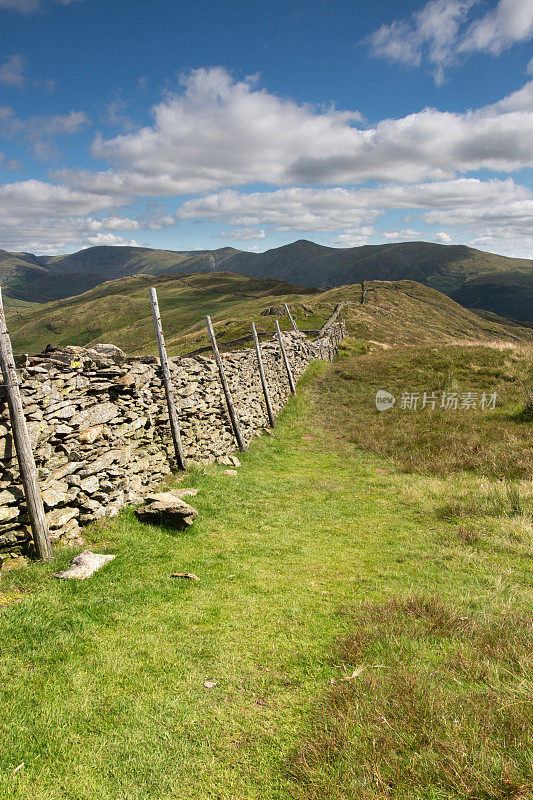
[436,481,532,521]
[288,596,533,800]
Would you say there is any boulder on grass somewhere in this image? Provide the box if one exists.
[135,492,198,529]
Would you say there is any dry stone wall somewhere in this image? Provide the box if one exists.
[0,330,339,554]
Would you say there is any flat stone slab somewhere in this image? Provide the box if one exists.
[54,550,116,580]
[136,491,198,529]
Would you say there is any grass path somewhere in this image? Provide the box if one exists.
[0,361,531,799]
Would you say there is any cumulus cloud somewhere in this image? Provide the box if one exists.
[366,0,533,83]
[178,188,381,232]
[53,69,533,195]
[176,178,530,232]
[330,227,375,247]
[2,68,533,255]
[382,229,422,241]
[0,178,134,251]
[0,107,89,159]
[80,233,143,247]
[57,67,363,194]
[460,0,533,55]
[434,231,453,243]
[0,54,55,92]
[218,228,266,240]
[365,0,475,84]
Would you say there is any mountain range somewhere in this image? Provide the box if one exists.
[1,239,531,321]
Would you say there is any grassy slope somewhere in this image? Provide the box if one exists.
[5,272,320,356]
[0,344,531,800]
[5,275,532,357]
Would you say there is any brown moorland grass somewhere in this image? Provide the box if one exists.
[288,595,533,800]
[314,342,533,478]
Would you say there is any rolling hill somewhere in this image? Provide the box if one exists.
[1,239,531,321]
[5,271,531,358]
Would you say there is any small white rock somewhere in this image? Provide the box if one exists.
[54,550,115,580]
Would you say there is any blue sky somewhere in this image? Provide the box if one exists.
[1,0,533,257]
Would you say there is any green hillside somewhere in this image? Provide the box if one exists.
[5,272,320,356]
[5,271,531,357]
[1,239,531,320]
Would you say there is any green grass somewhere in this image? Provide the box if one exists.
[0,350,531,799]
[4,272,323,356]
[5,271,531,357]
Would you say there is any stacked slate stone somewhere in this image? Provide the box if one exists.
[0,330,337,555]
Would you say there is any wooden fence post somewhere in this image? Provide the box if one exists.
[251,322,275,428]
[0,288,52,560]
[149,288,187,470]
[284,303,299,332]
[275,320,296,394]
[205,315,245,451]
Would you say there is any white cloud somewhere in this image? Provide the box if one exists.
[0,179,133,251]
[460,0,533,55]
[0,179,124,216]
[0,55,26,87]
[1,68,533,256]
[330,227,375,247]
[365,0,475,84]
[0,54,55,92]
[53,70,533,195]
[80,233,143,247]
[0,107,89,159]
[382,228,422,241]
[433,231,453,243]
[176,178,530,232]
[178,187,382,231]
[57,67,363,194]
[218,228,266,240]
[366,0,533,83]
[423,196,533,254]
[101,98,135,132]
[528,56,533,74]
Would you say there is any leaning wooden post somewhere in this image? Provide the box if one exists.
[149,287,187,470]
[275,320,296,394]
[251,322,275,428]
[284,303,299,332]
[205,315,245,451]
[0,288,52,560]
